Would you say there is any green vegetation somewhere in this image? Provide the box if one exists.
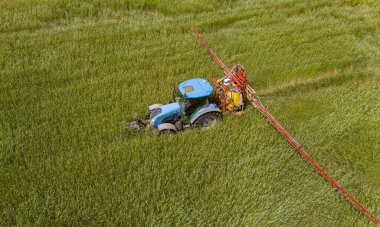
[1,0,380,225]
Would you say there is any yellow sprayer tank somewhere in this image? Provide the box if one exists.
[226,88,243,111]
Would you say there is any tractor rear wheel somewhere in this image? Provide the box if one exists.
[193,112,221,128]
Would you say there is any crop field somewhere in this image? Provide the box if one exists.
[1,0,380,225]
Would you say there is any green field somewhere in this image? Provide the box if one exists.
[1,0,380,225]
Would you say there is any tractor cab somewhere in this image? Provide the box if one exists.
[177,78,214,117]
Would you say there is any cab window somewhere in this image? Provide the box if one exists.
[185,97,208,115]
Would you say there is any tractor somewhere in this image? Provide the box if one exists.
[126,78,237,134]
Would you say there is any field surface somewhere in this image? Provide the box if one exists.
[1,0,380,225]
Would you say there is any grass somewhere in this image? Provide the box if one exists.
[1,0,380,225]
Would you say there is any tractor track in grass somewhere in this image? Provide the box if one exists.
[257,66,380,97]
[258,68,346,95]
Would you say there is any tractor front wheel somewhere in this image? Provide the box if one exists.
[158,129,176,135]
[193,112,221,128]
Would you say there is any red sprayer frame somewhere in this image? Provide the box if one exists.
[212,64,248,112]
[193,28,379,225]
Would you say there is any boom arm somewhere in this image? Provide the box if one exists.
[192,28,230,75]
[193,28,380,225]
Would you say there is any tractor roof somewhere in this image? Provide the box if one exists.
[178,78,213,99]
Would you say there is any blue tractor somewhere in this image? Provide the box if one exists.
[127,78,222,134]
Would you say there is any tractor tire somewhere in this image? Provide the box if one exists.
[157,123,177,135]
[193,112,221,128]
[158,129,176,135]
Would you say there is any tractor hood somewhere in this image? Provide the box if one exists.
[150,102,181,127]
